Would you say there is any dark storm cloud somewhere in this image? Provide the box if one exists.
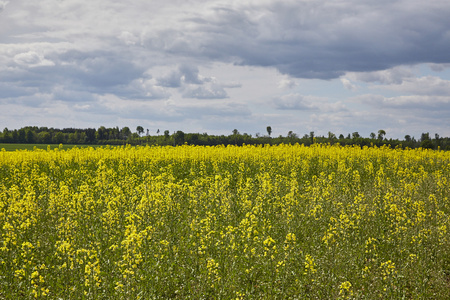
[154,0,450,79]
[2,48,152,103]
[0,82,37,99]
[56,50,145,91]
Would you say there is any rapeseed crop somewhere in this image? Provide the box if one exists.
[0,144,449,298]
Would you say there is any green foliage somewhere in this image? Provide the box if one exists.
[1,127,450,150]
[0,145,449,298]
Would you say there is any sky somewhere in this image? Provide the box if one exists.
[1,0,450,139]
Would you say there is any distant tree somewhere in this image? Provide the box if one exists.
[164,130,170,139]
[96,126,107,140]
[288,131,298,138]
[421,139,435,149]
[78,132,87,144]
[174,130,185,145]
[434,133,441,147]
[38,131,52,144]
[188,133,200,145]
[378,129,386,141]
[54,132,66,144]
[136,126,144,136]
[18,128,26,143]
[310,131,315,144]
[67,133,77,144]
[121,127,131,140]
[85,128,97,143]
[266,126,272,137]
[232,129,240,144]
[370,132,376,139]
[420,132,430,142]
[2,128,11,143]
[328,131,336,140]
[339,134,345,140]
[25,129,35,143]
[404,135,411,142]
[352,132,360,139]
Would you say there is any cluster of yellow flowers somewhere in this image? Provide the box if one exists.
[0,144,449,298]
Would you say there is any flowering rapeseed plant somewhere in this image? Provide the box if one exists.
[0,144,449,298]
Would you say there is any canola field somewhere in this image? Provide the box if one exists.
[0,144,449,299]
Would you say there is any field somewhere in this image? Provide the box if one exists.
[0,144,449,299]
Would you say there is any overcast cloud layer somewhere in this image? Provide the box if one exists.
[1,0,450,138]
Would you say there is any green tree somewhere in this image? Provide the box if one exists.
[232,129,240,145]
[54,132,66,144]
[85,128,96,143]
[174,131,185,145]
[2,128,11,143]
[25,129,35,143]
[38,131,52,144]
[434,133,441,147]
[378,129,386,141]
[421,139,435,149]
[67,133,77,144]
[266,126,272,137]
[328,131,336,140]
[96,126,107,140]
[288,131,297,139]
[121,127,131,140]
[136,126,144,136]
[18,128,26,143]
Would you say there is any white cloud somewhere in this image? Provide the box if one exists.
[274,94,316,110]
[345,66,416,85]
[340,78,357,91]
[382,76,450,96]
[273,93,346,113]
[0,0,9,11]
[13,51,54,67]
[278,77,297,89]
[182,84,228,99]
[357,94,450,111]
[118,31,139,46]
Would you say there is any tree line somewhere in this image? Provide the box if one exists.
[1,126,449,150]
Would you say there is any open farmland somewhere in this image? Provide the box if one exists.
[0,144,449,299]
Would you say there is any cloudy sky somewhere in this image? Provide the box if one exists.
[1,0,450,139]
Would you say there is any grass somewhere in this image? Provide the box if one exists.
[0,143,102,151]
